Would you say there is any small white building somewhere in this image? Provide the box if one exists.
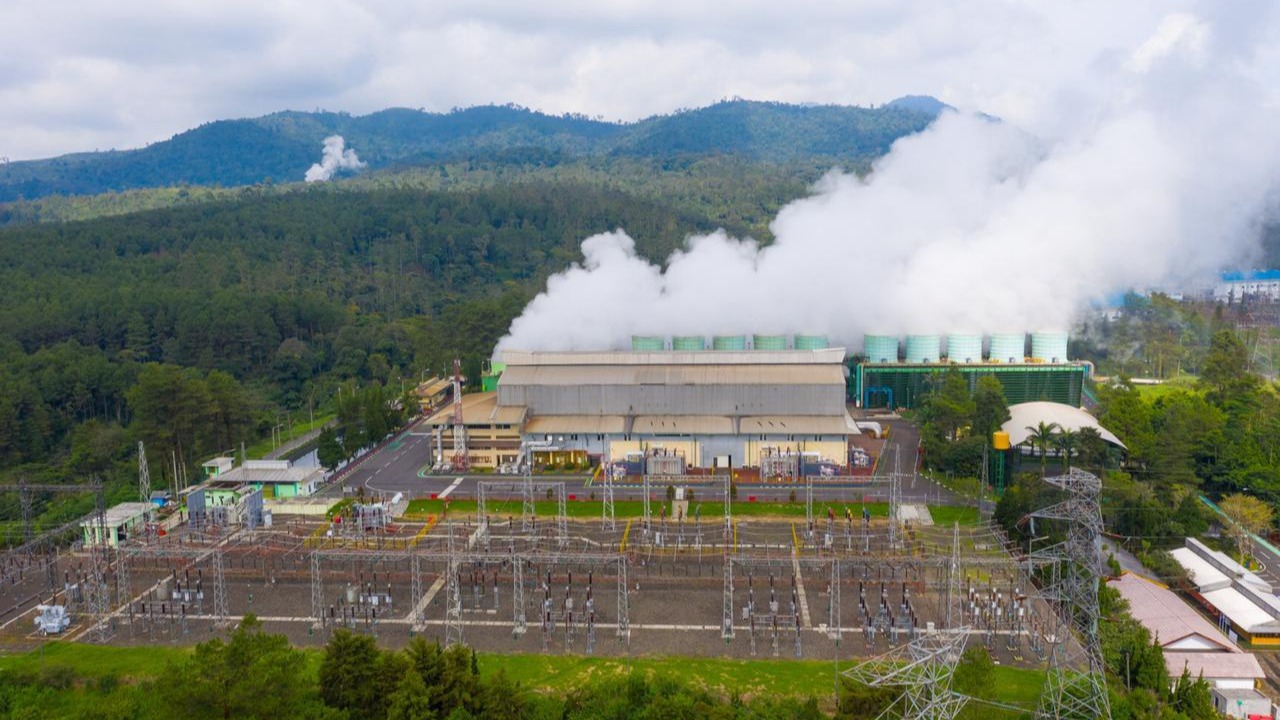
[1171,537,1280,644]
[81,502,153,548]
[210,459,324,498]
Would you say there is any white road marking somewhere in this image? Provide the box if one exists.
[438,477,465,499]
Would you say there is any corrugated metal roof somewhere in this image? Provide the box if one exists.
[741,415,858,435]
[1171,547,1232,592]
[89,502,152,527]
[1165,652,1265,681]
[423,392,527,427]
[499,364,843,387]
[501,349,847,366]
[632,415,735,434]
[216,465,324,486]
[526,415,627,434]
[416,378,452,397]
[1108,573,1237,652]
[1202,587,1280,633]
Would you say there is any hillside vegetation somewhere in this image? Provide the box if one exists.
[0,100,940,202]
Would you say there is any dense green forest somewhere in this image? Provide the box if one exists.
[0,181,739,508]
[0,100,942,202]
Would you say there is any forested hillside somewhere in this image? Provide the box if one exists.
[0,99,941,202]
[0,182,725,498]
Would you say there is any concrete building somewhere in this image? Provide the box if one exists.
[211,459,324,498]
[426,349,858,473]
[1213,270,1280,303]
[414,377,453,415]
[82,502,153,548]
[1109,571,1274,717]
[1173,538,1280,646]
[421,392,526,469]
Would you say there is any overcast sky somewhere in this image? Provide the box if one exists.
[2,0,1274,161]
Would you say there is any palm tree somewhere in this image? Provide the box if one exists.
[1054,429,1079,472]
[1024,421,1061,477]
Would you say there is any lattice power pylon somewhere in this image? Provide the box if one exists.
[888,446,902,549]
[602,469,616,531]
[137,442,151,505]
[521,472,536,534]
[310,550,324,632]
[409,552,424,634]
[842,522,971,720]
[450,358,469,472]
[1030,469,1111,720]
[211,547,229,628]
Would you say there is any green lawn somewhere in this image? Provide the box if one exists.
[0,642,1044,714]
[1132,375,1200,400]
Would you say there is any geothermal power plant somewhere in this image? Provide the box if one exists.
[425,331,1086,473]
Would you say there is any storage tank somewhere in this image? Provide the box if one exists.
[752,334,788,350]
[946,333,983,363]
[712,335,748,351]
[793,334,829,350]
[863,334,900,363]
[905,335,941,364]
[988,333,1026,363]
[671,335,707,351]
[1031,331,1069,363]
[631,335,666,351]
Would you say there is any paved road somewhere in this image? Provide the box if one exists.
[318,417,969,508]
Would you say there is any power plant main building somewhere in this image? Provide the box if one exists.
[425,344,857,474]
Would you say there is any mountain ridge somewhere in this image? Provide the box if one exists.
[0,97,948,202]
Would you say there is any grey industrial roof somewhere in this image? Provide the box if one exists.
[1165,653,1265,681]
[215,464,323,486]
[1002,402,1126,449]
[500,349,848,366]
[84,502,152,528]
[498,364,843,387]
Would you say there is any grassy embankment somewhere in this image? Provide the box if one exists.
[0,642,1044,716]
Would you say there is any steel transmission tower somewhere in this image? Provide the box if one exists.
[1031,469,1111,720]
[450,359,469,472]
[137,442,151,505]
[843,522,971,719]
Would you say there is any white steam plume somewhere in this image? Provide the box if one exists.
[498,9,1280,355]
[304,135,366,182]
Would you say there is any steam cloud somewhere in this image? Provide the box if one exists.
[304,135,366,182]
[498,10,1280,355]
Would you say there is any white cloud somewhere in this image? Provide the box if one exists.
[0,0,1251,160]
[497,8,1280,352]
